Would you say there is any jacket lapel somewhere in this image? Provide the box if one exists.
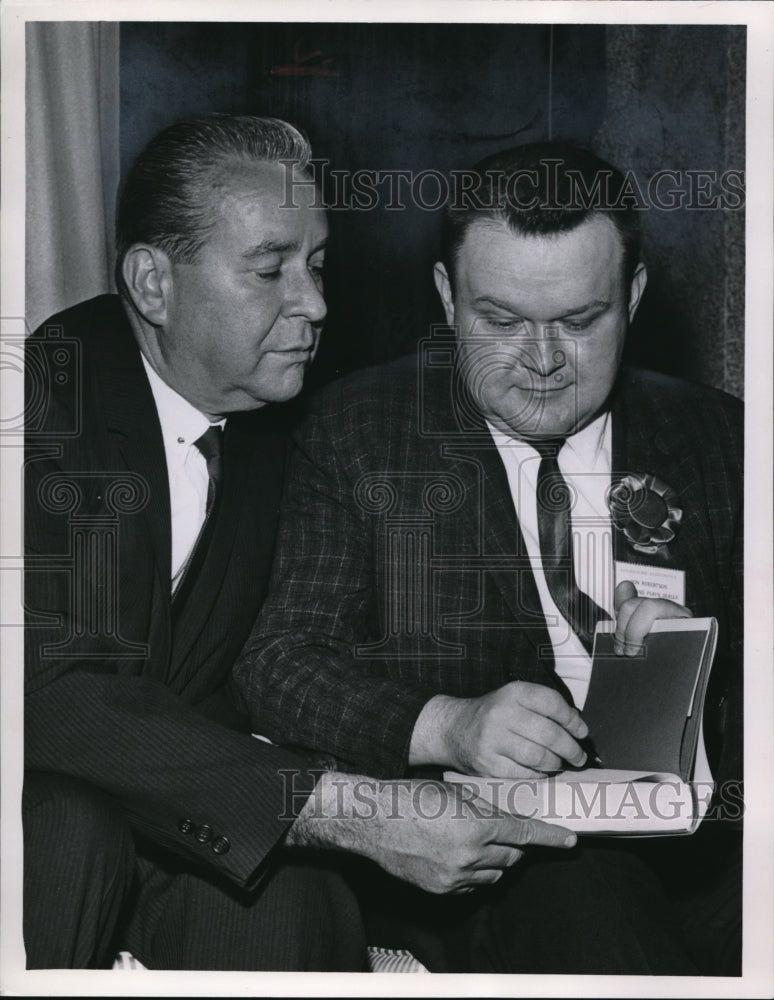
[93,304,172,592]
[425,369,548,657]
[610,372,706,587]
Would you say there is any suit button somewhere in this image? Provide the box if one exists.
[195,824,213,844]
[178,818,194,835]
[211,835,231,856]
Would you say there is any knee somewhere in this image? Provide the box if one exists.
[251,858,366,971]
[23,773,136,968]
[24,772,135,887]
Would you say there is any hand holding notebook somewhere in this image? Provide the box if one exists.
[446,617,718,836]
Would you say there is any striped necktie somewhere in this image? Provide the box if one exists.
[533,437,610,652]
[194,425,223,516]
[172,425,224,614]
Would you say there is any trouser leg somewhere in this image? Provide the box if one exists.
[123,841,367,971]
[23,771,136,969]
[461,842,698,974]
[633,828,743,975]
[359,842,699,974]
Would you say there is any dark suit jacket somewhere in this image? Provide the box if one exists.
[25,294,319,892]
[236,351,743,789]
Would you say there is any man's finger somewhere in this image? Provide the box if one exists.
[622,598,692,654]
[614,582,641,652]
[614,579,638,614]
[510,682,589,740]
[614,582,639,653]
[614,601,640,652]
[504,726,586,771]
[465,869,507,885]
[471,845,524,871]
[450,875,500,894]
[488,754,547,780]
[493,815,577,850]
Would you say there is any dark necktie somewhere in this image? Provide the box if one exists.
[533,437,610,653]
[194,425,223,517]
[172,425,224,616]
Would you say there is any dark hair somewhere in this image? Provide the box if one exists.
[440,141,642,288]
[115,114,312,283]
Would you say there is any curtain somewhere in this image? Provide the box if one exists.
[25,21,120,333]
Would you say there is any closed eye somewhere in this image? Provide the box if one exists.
[559,302,610,332]
[484,316,525,333]
[564,318,593,332]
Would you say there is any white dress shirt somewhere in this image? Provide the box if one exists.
[141,354,225,592]
[487,413,615,709]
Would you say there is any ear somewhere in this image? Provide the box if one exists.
[121,244,174,327]
[627,262,647,323]
[433,262,455,326]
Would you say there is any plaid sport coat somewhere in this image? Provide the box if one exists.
[236,351,743,786]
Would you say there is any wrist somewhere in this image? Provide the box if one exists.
[408,694,466,768]
[286,771,378,855]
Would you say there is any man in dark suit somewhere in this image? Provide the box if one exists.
[236,142,743,974]
[24,119,577,970]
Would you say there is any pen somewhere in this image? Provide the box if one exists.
[579,735,603,767]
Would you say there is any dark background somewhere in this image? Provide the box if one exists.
[119,22,745,398]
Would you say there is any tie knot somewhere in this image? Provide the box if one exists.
[194,425,223,467]
[531,437,566,461]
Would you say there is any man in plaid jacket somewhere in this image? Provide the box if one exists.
[236,143,743,975]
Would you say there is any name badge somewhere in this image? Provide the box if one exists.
[615,560,686,606]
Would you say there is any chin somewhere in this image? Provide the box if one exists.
[494,403,567,439]
[268,370,307,403]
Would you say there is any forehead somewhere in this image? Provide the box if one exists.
[455,214,626,313]
[207,160,327,250]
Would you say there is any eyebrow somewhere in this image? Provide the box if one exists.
[241,239,298,260]
[241,237,328,260]
[556,299,610,318]
[471,295,610,317]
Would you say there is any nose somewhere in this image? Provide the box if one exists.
[521,326,567,377]
[284,268,327,325]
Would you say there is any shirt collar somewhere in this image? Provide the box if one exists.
[486,410,610,468]
[140,352,225,452]
[562,411,610,468]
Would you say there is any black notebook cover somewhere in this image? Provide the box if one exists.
[583,621,715,780]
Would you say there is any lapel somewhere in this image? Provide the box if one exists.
[424,366,548,656]
[93,301,172,591]
[610,371,706,589]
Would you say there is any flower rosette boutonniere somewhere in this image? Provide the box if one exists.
[608,473,682,556]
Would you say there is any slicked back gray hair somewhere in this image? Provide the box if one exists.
[115,114,312,281]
